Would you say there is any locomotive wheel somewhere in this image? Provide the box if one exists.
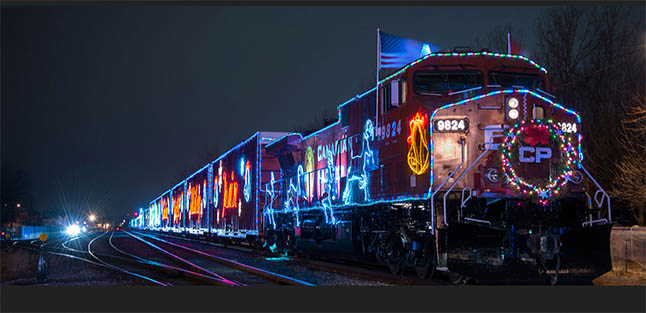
[415,257,435,279]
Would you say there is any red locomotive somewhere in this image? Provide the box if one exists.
[133,50,612,284]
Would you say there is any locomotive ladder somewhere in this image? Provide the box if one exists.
[580,164,612,227]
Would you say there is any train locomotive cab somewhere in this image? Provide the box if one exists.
[407,52,612,284]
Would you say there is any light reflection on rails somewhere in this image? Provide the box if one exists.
[120,231,240,286]
[107,231,238,286]
[87,231,168,286]
[130,231,315,286]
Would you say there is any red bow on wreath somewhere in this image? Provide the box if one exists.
[522,125,550,146]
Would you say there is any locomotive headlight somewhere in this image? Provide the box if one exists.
[508,109,519,120]
[507,97,519,109]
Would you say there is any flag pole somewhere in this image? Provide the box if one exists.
[376,27,380,134]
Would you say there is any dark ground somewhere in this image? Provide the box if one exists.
[1,241,142,286]
[2,235,644,286]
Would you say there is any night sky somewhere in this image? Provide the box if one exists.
[2,5,549,219]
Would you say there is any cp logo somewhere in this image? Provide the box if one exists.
[519,146,552,163]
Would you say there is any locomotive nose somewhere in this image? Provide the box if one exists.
[526,232,561,261]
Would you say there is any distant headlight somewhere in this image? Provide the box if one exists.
[508,97,519,109]
[65,225,81,236]
[508,109,519,119]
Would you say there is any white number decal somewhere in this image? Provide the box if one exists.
[435,119,469,132]
[558,122,578,134]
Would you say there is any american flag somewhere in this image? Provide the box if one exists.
[379,31,433,69]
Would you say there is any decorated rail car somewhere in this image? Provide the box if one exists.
[132,50,612,284]
[136,131,287,238]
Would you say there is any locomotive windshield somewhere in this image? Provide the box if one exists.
[487,71,545,90]
[413,71,483,95]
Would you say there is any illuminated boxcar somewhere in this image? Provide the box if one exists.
[145,131,288,238]
[210,132,286,238]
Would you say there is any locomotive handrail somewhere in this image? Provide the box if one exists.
[460,187,472,208]
[582,218,608,228]
[430,138,466,232]
[443,146,494,227]
[580,164,612,222]
[584,192,599,225]
[464,217,491,225]
[535,88,556,99]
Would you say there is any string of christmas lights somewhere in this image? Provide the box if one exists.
[500,119,578,204]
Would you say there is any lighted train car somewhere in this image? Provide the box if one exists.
[264,51,612,284]
[209,132,288,238]
[143,132,288,238]
[170,182,185,232]
[161,192,171,229]
[147,192,171,230]
[184,165,208,234]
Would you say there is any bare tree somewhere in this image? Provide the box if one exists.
[533,7,645,223]
[535,7,597,108]
[611,92,646,225]
[576,8,645,208]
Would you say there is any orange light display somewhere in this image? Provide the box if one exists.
[188,180,204,223]
[162,197,169,221]
[172,192,182,225]
[407,112,429,175]
[223,171,239,215]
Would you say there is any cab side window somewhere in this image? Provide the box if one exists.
[382,78,405,113]
[533,105,544,120]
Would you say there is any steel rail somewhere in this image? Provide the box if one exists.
[122,230,240,286]
[134,231,315,286]
[108,231,234,285]
[62,232,104,253]
[87,231,169,286]
[12,238,165,285]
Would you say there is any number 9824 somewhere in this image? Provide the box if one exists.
[434,119,469,133]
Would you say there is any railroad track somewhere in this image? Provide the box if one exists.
[17,229,446,286]
[89,231,237,286]
[133,230,449,285]
[14,230,313,286]
[14,232,226,286]
[125,231,314,286]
